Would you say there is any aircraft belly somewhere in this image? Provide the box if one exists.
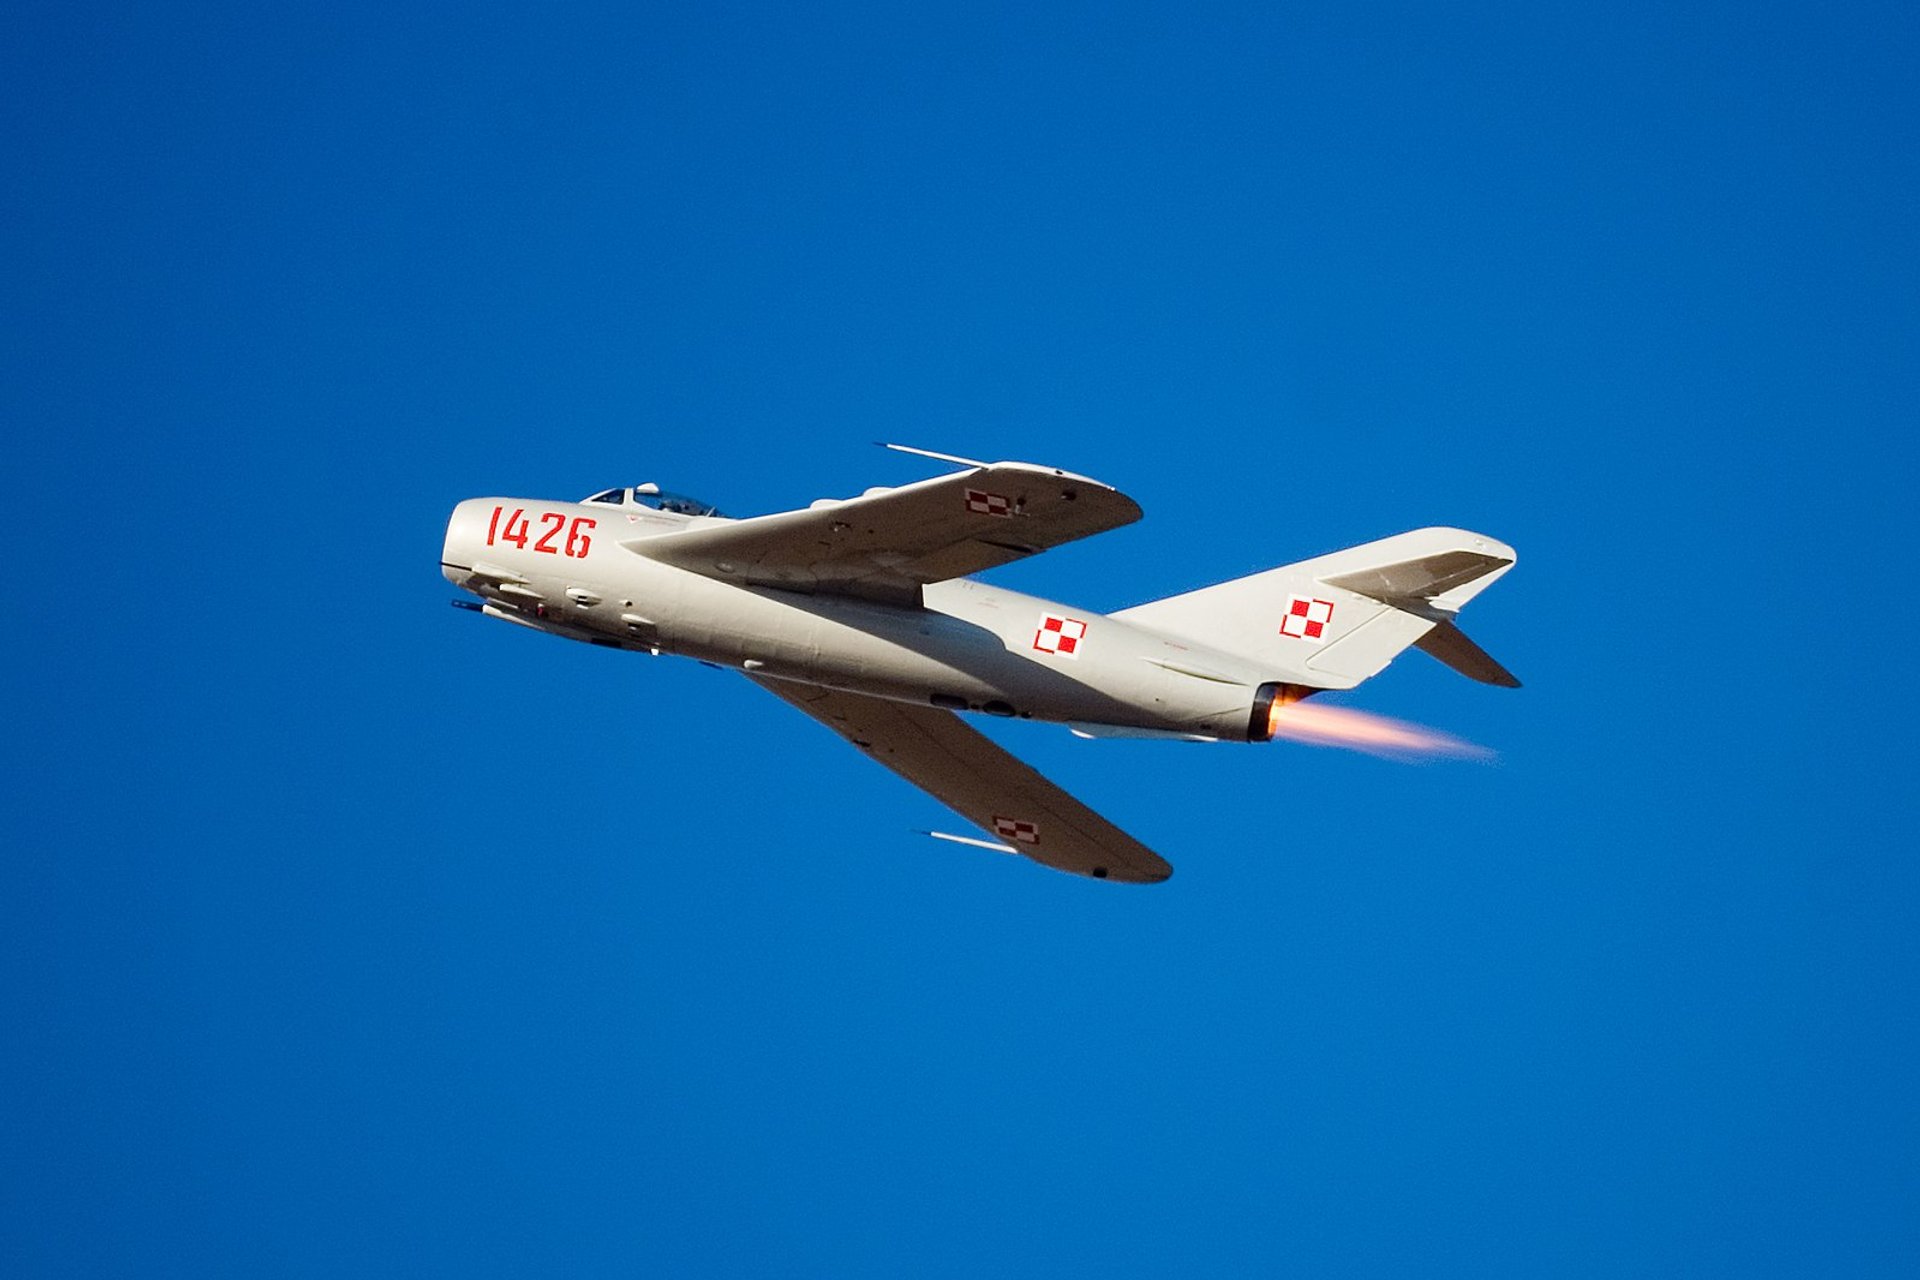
[450,541,1265,736]
[478,550,1263,735]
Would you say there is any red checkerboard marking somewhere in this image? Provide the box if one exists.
[992,816,1040,845]
[965,488,1013,517]
[1280,596,1335,642]
[1032,613,1087,658]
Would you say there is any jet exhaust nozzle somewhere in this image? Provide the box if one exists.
[1250,682,1315,742]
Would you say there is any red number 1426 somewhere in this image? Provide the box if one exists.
[486,507,595,558]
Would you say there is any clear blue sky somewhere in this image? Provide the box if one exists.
[5,1,1917,1274]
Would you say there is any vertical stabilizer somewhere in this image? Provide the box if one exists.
[1111,527,1517,690]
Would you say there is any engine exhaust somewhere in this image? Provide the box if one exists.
[1249,682,1315,742]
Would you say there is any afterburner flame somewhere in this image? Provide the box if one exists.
[1267,699,1493,761]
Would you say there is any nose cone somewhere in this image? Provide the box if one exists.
[442,499,491,586]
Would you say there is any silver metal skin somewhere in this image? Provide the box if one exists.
[440,462,1517,882]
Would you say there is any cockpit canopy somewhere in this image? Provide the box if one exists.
[582,482,726,518]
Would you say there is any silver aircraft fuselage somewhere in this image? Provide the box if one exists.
[442,497,1283,743]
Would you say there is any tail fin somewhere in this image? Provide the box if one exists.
[1112,527,1517,690]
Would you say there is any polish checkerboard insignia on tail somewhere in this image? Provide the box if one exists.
[1280,596,1335,642]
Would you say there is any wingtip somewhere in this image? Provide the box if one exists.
[1098,863,1174,885]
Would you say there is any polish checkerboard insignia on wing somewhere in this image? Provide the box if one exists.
[1032,613,1087,658]
[965,488,1013,517]
[992,816,1040,845]
[1280,596,1335,642]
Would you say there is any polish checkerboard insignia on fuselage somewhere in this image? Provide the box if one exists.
[1032,613,1087,658]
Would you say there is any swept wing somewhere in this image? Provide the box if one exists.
[750,676,1172,883]
[630,461,1141,605]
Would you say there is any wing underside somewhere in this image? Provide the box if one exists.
[630,461,1142,605]
[749,677,1172,883]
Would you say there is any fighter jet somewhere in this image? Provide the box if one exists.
[441,446,1517,883]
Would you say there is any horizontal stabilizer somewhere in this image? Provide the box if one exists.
[1321,549,1513,611]
[1414,618,1521,687]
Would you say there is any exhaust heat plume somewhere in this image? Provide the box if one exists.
[1268,699,1494,761]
